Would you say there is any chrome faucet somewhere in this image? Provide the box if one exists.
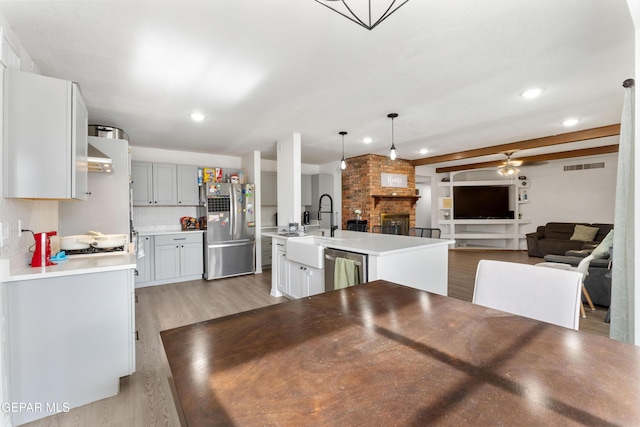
[318,193,339,237]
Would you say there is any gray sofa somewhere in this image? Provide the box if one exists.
[526,222,613,257]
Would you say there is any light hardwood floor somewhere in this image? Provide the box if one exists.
[22,250,609,427]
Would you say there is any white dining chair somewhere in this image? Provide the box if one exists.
[535,254,596,319]
[472,259,584,330]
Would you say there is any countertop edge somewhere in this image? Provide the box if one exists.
[262,231,455,256]
[5,253,137,282]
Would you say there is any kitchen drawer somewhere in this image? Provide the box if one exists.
[154,233,203,246]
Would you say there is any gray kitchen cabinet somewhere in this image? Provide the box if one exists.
[261,172,277,205]
[131,161,178,206]
[261,236,273,268]
[177,164,200,206]
[154,233,203,281]
[131,161,153,206]
[3,69,89,200]
[301,174,312,206]
[135,235,154,285]
[153,163,178,205]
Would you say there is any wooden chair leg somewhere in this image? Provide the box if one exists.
[580,300,586,319]
[582,285,596,311]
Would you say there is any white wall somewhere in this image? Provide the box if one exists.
[130,146,241,168]
[518,153,617,234]
[415,182,432,228]
[317,161,342,228]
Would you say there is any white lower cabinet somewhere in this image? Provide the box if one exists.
[6,268,135,426]
[275,240,288,295]
[288,261,324,299]
[271,237,325,299]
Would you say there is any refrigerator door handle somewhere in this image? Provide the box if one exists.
[208,240,253,249]
[228,185,234,238]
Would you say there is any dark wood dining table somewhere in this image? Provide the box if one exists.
[160,280,640,426]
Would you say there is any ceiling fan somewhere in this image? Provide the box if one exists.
[497,151,522,176]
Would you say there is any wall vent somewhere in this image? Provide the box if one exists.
[563,162,605,172]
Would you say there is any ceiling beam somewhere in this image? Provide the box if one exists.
[411,124,620,167]
[435,145,620,173]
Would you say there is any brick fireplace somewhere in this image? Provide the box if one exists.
[341,154,417,231]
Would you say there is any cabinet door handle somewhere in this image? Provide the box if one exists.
[173,237,187,241]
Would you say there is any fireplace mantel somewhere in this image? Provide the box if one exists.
[372,194,421,208]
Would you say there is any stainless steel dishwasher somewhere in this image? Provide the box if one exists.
[324,247,368,292]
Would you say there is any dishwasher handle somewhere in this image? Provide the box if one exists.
[324,254,363,267]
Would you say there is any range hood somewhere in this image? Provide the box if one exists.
[87,143,113,173]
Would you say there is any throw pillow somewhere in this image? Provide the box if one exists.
[591,229,614,259]
[570,224,599,241]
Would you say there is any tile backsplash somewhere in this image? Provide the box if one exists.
[133,206,198,228]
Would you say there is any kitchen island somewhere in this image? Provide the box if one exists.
[262,229,454,298]
[0,253,136,425]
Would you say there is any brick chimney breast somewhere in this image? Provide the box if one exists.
[341,154,416,230]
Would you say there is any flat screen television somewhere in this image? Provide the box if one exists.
[453,186,511,219]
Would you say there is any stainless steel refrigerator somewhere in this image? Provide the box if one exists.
[202,183,256,280]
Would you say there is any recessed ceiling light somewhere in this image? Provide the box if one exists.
[190,112,205,122]
[419,148,429,155]
[362,137,373,144]
[521,88,543,99]
[562,118,580,127]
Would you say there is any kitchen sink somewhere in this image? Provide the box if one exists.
[286,238,324,269]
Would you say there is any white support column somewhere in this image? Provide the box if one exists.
[276,134,302,228]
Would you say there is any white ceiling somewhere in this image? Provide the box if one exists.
[0,1,634,166]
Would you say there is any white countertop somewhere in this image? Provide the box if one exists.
[6,252,137,282]
[262,229,454,256]
[137,226,205,236]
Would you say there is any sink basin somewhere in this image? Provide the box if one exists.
[286,239,324,269]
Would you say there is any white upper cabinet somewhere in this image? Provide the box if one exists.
[3,70,88,200]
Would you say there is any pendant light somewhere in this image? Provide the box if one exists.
[339,131,347,170]
[388,113,398,160]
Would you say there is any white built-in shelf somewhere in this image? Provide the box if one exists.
[439,180,517,187]
[436,169,531,250]
[454,233,515,239]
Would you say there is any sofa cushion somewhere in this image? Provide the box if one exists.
[570,224,599,241]
[592,229,614,259]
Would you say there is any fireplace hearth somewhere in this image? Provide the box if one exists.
[381,213,410,235]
